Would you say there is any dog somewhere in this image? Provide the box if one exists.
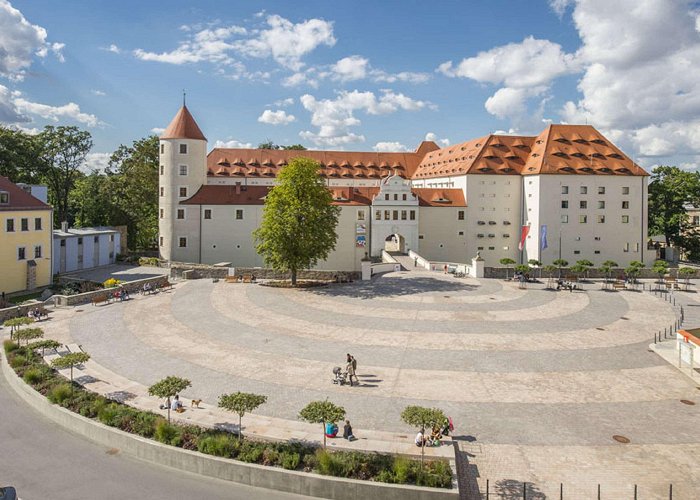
[191,399,202,408]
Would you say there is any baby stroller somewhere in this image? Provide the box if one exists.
[332,366,348,385]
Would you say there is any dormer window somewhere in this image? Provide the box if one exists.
[0,191,8,204]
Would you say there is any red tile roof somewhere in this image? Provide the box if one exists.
[161,105,207,141]
[0,177,51,212]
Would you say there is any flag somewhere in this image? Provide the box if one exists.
[540,224,548,250]
[518,225,530,251]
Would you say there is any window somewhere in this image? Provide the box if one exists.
[375,210,381,221]
[477,246,484,250]
[34,245,42,258]
[561,215,569,223]
[177,209,185,220]
[204,209,212,220]
[579,215,587,223]
[17,247,26,260]
[160,165,164,175]
[236,209,243,220]
[562,186,569,194]
[357,210,365,221]
[622,186,629,195]
[503,233,510,238]
[34,217,42,230]
[94,236,98,243]
[402,194,407,201]
[458,231,464,236]
[0,191,8,204]
[179,237,187,248]
[458,210,465,220]
[574,250,581,255]
[159,236,164,247]
[179,165,187,176]
[598,186,605,194]
[561,200,569,209]
[60,239,65,247]
[580,186,588,194]
[401,210,407,220]
[409,210,416,220]
[21,218,28,231]
[6,218,14,232]
[580,201,587,209]
[393,194,398,201]
[392,210,398,220]
[383,210,389,220]
[622,215,629,223]
[419,234,424,239]
[623,242,629,252]
[159,208,164,219]
[78,237,83,245]
[488,246,495,250]
[635,243,640,252]
[598,201,605,209]
[179,144,188,154]
[160,144,164,154]
[77,255,83,264]
[179,187,187,198]
[594,236,601,241]
[597,215,605,223]
[621,201,629,209]
[384,194,389,200]
[594,250,601,254]
[693,216,700,226]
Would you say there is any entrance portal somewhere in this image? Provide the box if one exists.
[384,234,406,253]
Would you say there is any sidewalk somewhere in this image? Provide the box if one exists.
[44,344,454,460]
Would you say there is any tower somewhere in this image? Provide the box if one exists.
[158,105,207,262]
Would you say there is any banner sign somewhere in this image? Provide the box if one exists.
[356,235,366,247]
[518,225,530,251]
[356,223,366,234]
[540,224,548,250]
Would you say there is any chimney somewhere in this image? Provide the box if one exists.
[61,221,68,232]
[235,182,241,195]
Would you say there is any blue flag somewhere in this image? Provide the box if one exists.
[540,224,548,250]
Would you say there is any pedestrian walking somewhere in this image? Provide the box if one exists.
[346,353,359,386]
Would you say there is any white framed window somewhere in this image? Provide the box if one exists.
[561,200,569,209]
[598,201,605,209]
[6,218,14,232]
[179,144,188,154]
[159,236,164,247]
[579,201,587,209]
[622,215,629,223]
[580,186,588,194]
[160,144,165,154]
[179,165,188,176]
[204,209,212,220]
[34,245,42,258]
[579,215,587,223]
[17,246,26,260]
[561,215,568,223]
[160,187,164,197]
[20,218,29,231]
[357,210,365,221]
[622,186,629,195]
[458,210,465,220]
[392,210,398,220]
[236,209,243,220]
[375,210,381,221]
[401,210,407,220]
[623,242,630,252]
[598,186,605,194]
[34,217,42,230]
[597,215,605,223]
[179,186,188,198]
[178,237,187,248]
[384,210,390,220]
[410,210,416,220]
[562,186,569,194]
[621,201,629,209]
[160,165,164,175]
[177,209,185,220]
[159,208,164,219]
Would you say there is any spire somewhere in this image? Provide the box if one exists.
[160,105,207,141]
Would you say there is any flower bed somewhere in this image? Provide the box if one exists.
[3,340,452,489]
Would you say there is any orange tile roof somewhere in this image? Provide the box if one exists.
[161,105,207,141]
[0,176,51,212]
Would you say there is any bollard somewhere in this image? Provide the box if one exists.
[560,483,563,500]
[486,479,489,500]
[523,481,527,500]
[669,483,673,499]
[597,483,601,499]
[634,484,637,500]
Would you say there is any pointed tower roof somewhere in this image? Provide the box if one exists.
[161,105,207,141]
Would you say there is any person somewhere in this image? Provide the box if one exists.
[415,430,425,447]
[443,264,448,274]
[343,420,355,441]
[414,257,418,267]
[429,426,442,446]
[171,394,183,412]
[325,421,338,438]
[346,354,359,386]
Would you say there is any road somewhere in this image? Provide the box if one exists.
[0,367,310,500]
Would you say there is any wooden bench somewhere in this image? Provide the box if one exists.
[91,294,110,306]
[225,276,239,283]
[612,282,626,291]
[242,274,252,284]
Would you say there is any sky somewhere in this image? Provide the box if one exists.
[1,0,700,172]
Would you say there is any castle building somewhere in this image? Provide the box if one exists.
[158,106,651,271]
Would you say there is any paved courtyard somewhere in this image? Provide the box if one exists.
[35,269,700,498]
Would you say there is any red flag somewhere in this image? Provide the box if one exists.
[518,225,530,251]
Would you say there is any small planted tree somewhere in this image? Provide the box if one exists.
[652,260,670,288]
[3,317,34,340]
[401,405,447,469]
[27,339,62,356]
[625,261,644,287]
[51,352,91,395]
[528,259,542,278]
[679,267,697,287]
[569,263,588,288]
[219,392,268,442]
[576,259,594,280]
[15,327,44,347]
[600,260,618,282]
[499,258,516,280]
[298,399,346,448]
[552,259,568,279]
[148,376,192,423]
[542,265,558,288]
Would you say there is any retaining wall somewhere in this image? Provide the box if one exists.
[0,353,456,500]
[51,275,170,307]
[170,262,360,282]
[483,267,694,280]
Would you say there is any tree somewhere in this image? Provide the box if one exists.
[514,264,530,275]
[499,258,516,280]
[15,327,44,346]
[0,126,44,183]
[542,265,558,288]
[679,266,697,286]
[257,141,306,151]
[652,260,669,288]
[70,172,118,229]
[37,126,93,227]
[528,259,542,278]
[576,259,594,279]
[148,376,192,423]
[599,260,619,284]
[282,144,307,150]
[400,405,447,469]
[3,317,34,340]
[51,352,91,394]
[552,259,569,279]
[625,261,644,285]
[218,392,268,442]
[569,263,588,284]
[254,157,341,285]
[27,339,62,356]
[298,399,346,448]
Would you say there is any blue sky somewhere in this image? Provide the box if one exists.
[1,0,700,171]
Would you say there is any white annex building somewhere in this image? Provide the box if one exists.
[158,105,651,272]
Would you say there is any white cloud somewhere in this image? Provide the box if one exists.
[233,14,335,71]
[91,89,106,96]
[323,55,430,84]
[0,0,64,80]
[373,70,431,84]
[373,141,409,152]
[425,132,450,146]
[151,127,165,135]
[0,84,28,122]
[282,71,318,88]
[549,0,573,17]
[298,89,432,147]
[257,109,296,125]
[330,55,368,81]
[134,25,245,65]
[213,138,253,149]
[13,95,100,127]
[82,152,111,173]
[273,97,295,107]
[105,44,121,54]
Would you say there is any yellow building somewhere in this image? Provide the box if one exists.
[0,176,53,296]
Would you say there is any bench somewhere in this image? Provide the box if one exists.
[225,276,239,283]
[242,274,252,284]
[612,282,626,291]
[160,280,174,291]
[91,294,110,306]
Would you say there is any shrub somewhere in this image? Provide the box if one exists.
[103,278,122,288]
[237,441,264,463]
[393,456,413,484]
[302,451,318,471]
[315,449,342,476]
[10,355,27,369]
[261,445,279,466]
[280,451,301,470]
[132,412,160,438]
[154,420,181,446]
[47,383,72,404]
[197,433,237,457]
[23,367,44,385]
[416,460,453,489]
[97,403,138,431]
[3,340,18,354]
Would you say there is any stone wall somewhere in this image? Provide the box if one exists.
[170,262,360,282]
[52,275,170,307]
[484,267,694,280]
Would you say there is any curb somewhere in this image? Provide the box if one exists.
[1,351,457,500]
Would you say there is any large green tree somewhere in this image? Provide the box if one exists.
[0,126,44,183]
[38,125,93,227]
[254,157,340,285]
[648,166,700,250]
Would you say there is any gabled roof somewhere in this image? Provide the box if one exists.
[0,176,51,212]
[161,105,207,141]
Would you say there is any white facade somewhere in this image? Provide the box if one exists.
[52,227,120,275]
[370,176,419,256]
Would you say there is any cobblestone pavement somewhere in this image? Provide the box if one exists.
[35,271,700,498]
